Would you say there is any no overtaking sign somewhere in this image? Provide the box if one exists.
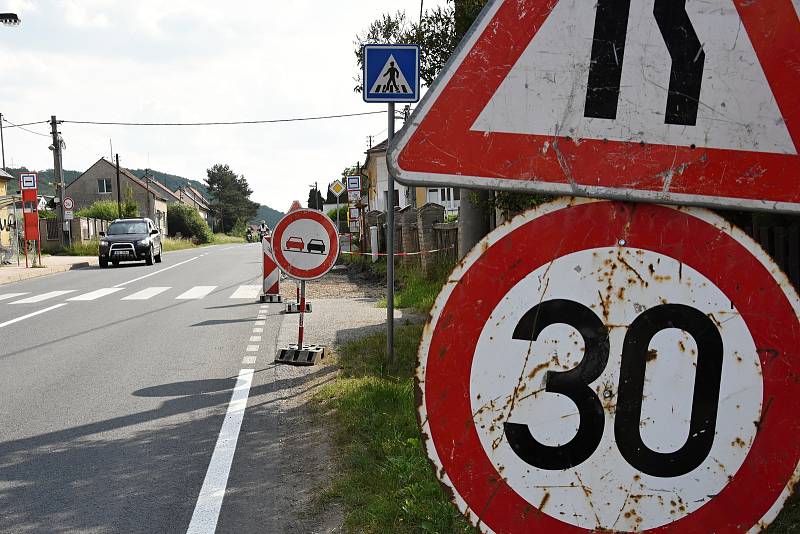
[418,199,800,532]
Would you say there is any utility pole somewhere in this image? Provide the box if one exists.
[0,113,5,170]
[115,154,121,218]
[145,168,151,220]
[50,116,66,246]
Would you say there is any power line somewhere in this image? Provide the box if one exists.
[1,117,50,137]
[61,110,386,127]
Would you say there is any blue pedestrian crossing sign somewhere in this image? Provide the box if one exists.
[363,44,420,103]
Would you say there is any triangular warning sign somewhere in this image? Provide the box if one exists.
[389,0,800,212]
[369,55,412,95]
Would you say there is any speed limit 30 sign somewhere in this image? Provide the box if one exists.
[418,199,800,532]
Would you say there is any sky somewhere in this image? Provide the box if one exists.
[0,0,448,211]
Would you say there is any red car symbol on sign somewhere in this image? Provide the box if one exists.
[285,236,304,251]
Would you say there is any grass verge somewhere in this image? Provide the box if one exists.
[313,324,475,533]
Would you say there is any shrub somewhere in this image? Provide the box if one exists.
[167,204,213,244]
[75,200,137,221]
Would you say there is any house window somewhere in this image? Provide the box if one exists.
[453,188,460,201]
[98,179,112,193]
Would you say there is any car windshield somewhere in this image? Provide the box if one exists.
[107,222,147,235]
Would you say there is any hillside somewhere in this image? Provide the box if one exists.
[252,205,283,228]
[3,166,283,227]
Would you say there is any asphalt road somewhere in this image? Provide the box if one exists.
[0,243,318,533]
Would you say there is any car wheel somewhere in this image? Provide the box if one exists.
[99,258,108,269]
[154,247,162,263]
[112,260,120,267]
[145,246,154,266]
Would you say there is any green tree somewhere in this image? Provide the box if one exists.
[205,164,259,233]
[167,203,213,244]
[353,2,460,92]
[307,188,324,210]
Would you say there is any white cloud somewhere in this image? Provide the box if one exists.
[60,0,112,28]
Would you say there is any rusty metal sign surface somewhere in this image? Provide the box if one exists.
[418,198,800,532]
[389,0,800,213]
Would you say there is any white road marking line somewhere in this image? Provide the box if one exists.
[121,287,171,300]
[256,315,266,319]
[113,256,199,287]
[249,336,262,342]
[176,286,217,300]
[186,368,254,534]
[229,285,261,299]
[242,356,257,365]
[0,303,68,328]
[254,321,265,326]
[246,345,259,352]
[11,290,75,304]
[252,328,263,333]
[0,293,29,302]
[68,287,125,301]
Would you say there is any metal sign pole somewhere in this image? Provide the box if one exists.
[12,200,18,266]
[336,193,340,233]
[298,280,306,347]
[387,102,396,366]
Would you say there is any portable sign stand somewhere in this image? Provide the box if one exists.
[387,0,800,531]
[19,173,41,268]
[363,43,420,364]
[272,208,339,366]
[259,236,282,303]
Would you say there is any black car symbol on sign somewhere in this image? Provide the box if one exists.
[307,239,326,254]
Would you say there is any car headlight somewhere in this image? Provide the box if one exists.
[138,238,151,246]
[100,240,109,247]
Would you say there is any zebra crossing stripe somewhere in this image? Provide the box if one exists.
[68,288,125,301]
[176,286,217,300]
[230,285,261,299]
[122,287,172,300]
[0,293,29,302]
[11,291,76,304]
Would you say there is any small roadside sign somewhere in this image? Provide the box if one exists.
[272,208,340,281]
[289,200,303,212]
[346,176,361,191]
[418,198,800,532]
[329,180,345,198]
[347,191,360,203]
[20,173,37,190]
[64,210,74,221]
[63,197,75,211]
[363,44,420,103]
[348,207,360,221]
[389,0,800,212]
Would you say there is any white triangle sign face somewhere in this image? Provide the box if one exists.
[389,0,800,213]
[369,54,413,95]
[472,0,795,154]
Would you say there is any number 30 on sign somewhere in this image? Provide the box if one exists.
[418,199,800,533]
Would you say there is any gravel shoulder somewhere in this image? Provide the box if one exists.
[253,266,412,533]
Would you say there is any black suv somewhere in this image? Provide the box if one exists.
[99,218,163,268]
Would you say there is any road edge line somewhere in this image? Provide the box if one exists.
[186,368,254,534]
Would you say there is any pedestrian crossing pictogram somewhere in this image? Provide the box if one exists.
[369,55,411,94]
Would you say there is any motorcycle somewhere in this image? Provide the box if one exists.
[246,229,253,243]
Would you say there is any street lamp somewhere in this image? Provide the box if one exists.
[0,13,20,26]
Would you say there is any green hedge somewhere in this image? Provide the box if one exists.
[75,200,137,221]
[167,204,213,244]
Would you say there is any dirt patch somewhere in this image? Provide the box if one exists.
[280,265,385,301]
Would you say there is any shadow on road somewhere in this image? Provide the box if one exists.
[0,365,338,533]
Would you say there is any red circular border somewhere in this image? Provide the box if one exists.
[272,209,339,280]
[424,201,800,533]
